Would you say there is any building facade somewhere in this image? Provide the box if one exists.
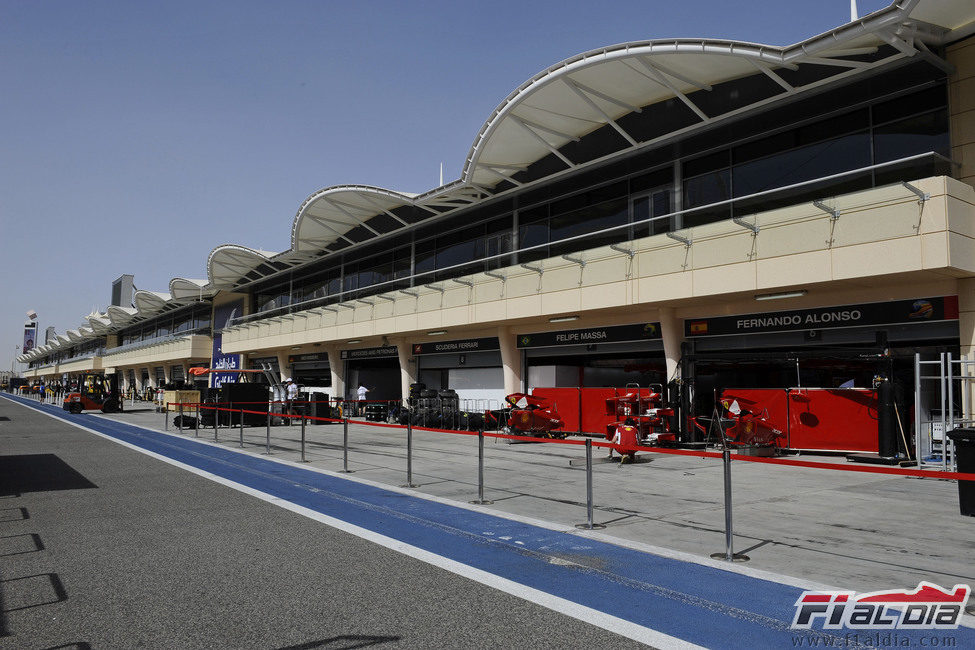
[19,1,975,441]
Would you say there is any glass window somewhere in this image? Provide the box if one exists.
[436,238,477,271]
[733,132,871,197]
[873,110,949,164]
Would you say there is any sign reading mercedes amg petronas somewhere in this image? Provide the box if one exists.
[516,322,662,349]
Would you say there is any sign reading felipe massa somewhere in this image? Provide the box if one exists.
[685,296,958,338]
[517,322,662,349]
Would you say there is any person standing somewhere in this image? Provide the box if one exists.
[285,378,298,416]
[356,384,369,417]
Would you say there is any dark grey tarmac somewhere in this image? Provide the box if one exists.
[0,398,644,649]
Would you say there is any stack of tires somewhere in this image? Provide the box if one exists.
[408,383,425,407]
[415,388,440,426]
[439,389,459,430]
[459,410,485,431]
[365,402,388,422]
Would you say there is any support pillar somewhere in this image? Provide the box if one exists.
[658,306,683,383]
[327,347,345,404]
[276,350,291,382]
[396,340,417,407]
[499,327,522,395]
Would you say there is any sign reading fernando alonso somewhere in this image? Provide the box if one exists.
[517,322,662,349]
[685,296,958,338]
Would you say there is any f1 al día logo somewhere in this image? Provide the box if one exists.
[792,582,970,631]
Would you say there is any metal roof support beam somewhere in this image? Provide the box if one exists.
[355,193,411,226]
[901,181,930,205]
[635,57,709,122]
[876,29,918,57]
[568,79,642,114]
[477,165,525,186]
[666,231,692,247]
[476,162,528,171]
[563,80,638,146]
[812,200,841,221]
[647,59,713,92]
[375,294,396,302]
[732,217,760,234]
[424,284,445,293]
[798,56,872,69]
[303,215,358,245]
[609,244,634,259]
[451,278,473,288]
[748,59,794,93]
[399,289,418,298]
[321,198,383,236]
[521,263,543,275]
[511,117,576,169]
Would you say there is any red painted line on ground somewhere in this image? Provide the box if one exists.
[173,402,975,481]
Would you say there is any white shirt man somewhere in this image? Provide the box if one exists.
[356,384,369,416]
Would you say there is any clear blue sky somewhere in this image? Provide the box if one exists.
[0,0,893,371]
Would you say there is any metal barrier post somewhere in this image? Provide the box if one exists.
[215,408,220,441]
[239,409,245,448]
[300,414,308,462]
[711,449,749,562]
[403,418,417,487]
[341,417,352,473]
[264,409,271,454]
[471,428,493,505]
[178,403,183,434]
[575,439,604,530]
[165,403,170,430]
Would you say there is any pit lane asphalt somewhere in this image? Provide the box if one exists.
[0,397,642,649]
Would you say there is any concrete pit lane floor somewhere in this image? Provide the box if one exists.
[3,393,975,648]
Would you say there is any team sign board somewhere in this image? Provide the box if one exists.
[340,346,398,360]
[517,322,662,349]
[411,338,499,355]
[685,296,958,338]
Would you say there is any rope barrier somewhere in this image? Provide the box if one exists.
[172,402,975,482]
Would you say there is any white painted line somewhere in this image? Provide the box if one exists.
[9,395,975,632]
[4,396,700,648]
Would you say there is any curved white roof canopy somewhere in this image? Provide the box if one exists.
[169,278,214,301]
[207,245,281,289]
[107,305,139,327]
[133,290,172,315]
[461,1,965,186]
[201,1,973,291]
[291,185,418,255]
[87,315,113,335]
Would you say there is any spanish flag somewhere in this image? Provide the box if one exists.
[689,320,709,334]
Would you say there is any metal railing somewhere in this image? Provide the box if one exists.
[226,151,955,330]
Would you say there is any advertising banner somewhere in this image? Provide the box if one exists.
[22,322,37,354]
[210,301,243,388]
[516,322,661,349]
[341,346,398,360]
[411,338,499,356]
[685,296,958,338]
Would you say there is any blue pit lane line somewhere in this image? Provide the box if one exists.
[7,394,974,648]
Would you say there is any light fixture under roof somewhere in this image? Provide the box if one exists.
[346,339,362,344]
[426,330,447,336]
[549,315,579,323]
[755,290,808,301]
